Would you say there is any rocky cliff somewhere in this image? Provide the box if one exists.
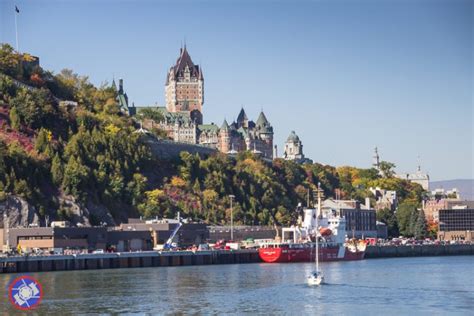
[0,195,116,228]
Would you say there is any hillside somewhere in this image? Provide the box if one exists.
[0,43,427,238]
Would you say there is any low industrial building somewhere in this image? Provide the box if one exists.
[0,219,208,253]
[1,227,108,252]
[117,220,208,249]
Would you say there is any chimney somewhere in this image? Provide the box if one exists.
[273,145,278,159]
[365,197,371,210]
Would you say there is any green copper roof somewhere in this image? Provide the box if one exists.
[220,119,230,130]
[287,130,300,142]
[255,111,273,133]
[136,106,194,124]
[198,124,219,132]
[236,108,248,123]
[256,111,269,126]
[237,127,248,138]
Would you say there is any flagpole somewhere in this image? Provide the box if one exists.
[14,5,19,52]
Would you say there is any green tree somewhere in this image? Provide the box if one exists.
[414,209,427,239]
[51,153,64,186]
[138,189,165,218]
[126,173,147,206]
[35,128,53,156]
[62,156,90,200]
[13,179,32,199]
[377,208,399,238]
[397,202,417,236]
[0,44,20,76]
[9,106,20,130]
[408,208,418,237]
[0,75,17,102]
[379,161,396,178]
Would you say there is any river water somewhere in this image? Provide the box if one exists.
[1,256,473,314]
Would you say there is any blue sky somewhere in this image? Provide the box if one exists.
[1,0,472,181]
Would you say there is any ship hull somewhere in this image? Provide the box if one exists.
[258,246,365,263]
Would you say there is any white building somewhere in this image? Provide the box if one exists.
[396,165,430,190]
[321,199,377,238]
[283,131,312,163]
[369,187,398,211]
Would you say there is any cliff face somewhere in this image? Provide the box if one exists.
[0,195,116,228]
[0,195,40,227]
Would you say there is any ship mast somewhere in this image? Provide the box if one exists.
[316,182,322,272]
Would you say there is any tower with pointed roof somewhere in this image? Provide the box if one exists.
[165,45,204,124]
[114,78,136,115]
[218,119,231,153]
[373,147,380,171]
[256,111,273,144]
[236,108,249,129]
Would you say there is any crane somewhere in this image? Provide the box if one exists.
[163,222,183,250]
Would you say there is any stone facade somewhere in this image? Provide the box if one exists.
[283,131,311,163]
[217,108,274,158]
[284,131,303,160]
[138,107,274,158]
[150,107,198,144]
[165,46,204,124]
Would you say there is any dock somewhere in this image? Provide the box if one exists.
[1,244,473,274]
[0,250,260,274]
[365,243,474,258]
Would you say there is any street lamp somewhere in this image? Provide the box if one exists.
[3,212,9,252]
[229,194,235,241]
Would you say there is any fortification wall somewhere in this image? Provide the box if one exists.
[144,137,217,160]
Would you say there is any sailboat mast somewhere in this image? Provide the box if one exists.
[316,182,321,272]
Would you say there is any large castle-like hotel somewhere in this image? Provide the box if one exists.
[121,46,275,159]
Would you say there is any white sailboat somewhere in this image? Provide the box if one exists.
[307,183,324,286]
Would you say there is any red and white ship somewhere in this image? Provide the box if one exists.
[259,205,366,263]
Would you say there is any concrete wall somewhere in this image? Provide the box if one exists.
[365,244,474,258]
[0,250,261,274]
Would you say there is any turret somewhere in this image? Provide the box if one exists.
[218,119,231,153]
[119,78,124,94]
[373,147,380,170]
[236,108,248,129]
